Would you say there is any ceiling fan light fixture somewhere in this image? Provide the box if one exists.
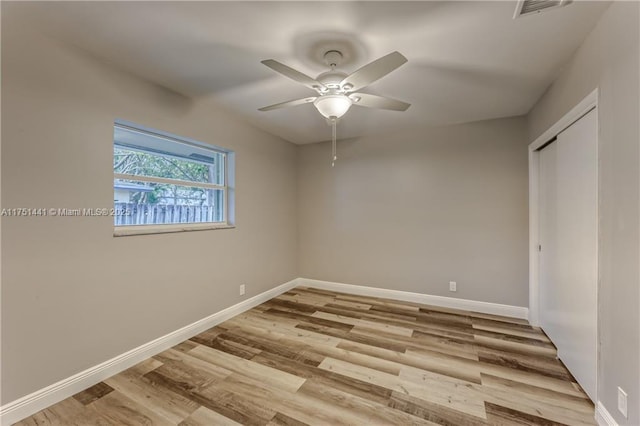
[313,95,353,119]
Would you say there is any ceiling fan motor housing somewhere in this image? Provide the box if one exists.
[316,71,348,90]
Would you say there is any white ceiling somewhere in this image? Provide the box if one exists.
[10,1,610,144]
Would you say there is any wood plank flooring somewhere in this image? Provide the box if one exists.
[15,287,595,426]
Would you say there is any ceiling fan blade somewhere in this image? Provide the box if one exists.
[258,96,317,112]
[340,51,408,92]
[261,59,326,92]
[350,93,410,111]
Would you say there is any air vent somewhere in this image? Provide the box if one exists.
[513,0,572,18]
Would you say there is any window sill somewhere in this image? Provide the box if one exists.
[114,223,235,237]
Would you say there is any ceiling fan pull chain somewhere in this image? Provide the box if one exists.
[331,118,337,167]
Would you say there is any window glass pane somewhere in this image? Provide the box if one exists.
[114,179,224,225]
[114,146,224,185]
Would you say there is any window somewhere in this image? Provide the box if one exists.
[113,122,233,235]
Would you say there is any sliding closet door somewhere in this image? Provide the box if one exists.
[538,108,597,401]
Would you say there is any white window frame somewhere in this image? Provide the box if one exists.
[113,121,235,237]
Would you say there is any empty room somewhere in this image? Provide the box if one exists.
[1,1,639,425]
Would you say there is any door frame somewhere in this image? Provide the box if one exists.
[528,88,599,327]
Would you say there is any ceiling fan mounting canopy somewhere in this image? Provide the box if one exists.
[323,50,344,67]
[259,50,410,119]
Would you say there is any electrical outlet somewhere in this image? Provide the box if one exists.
[618,387,627,418]
[239,284,246,296]
[449,281,457,292]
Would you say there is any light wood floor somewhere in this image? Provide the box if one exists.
[16,287,596,426]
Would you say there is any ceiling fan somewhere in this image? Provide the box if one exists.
[258,50,410,166]
[259,50,410,118]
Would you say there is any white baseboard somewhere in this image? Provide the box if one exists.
[298,278,529,320]
[0,278,299,426]
[595,401,619,426]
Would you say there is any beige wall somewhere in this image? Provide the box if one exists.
[528,2,639,423]
[1,21,298,402]
[298,117,529,307]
